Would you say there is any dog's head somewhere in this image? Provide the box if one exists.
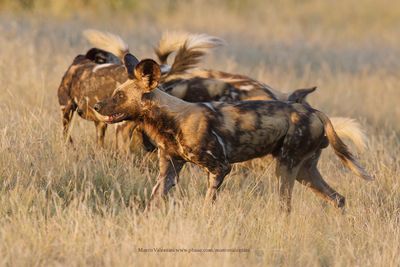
[93,54,161,123]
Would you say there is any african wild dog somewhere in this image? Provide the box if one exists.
[93,56,372,212]
[86,30,367,152]
[57,43,130,146]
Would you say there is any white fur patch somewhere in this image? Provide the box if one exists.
[83,29,128,58]
[203,103,216,113]
[206,150,218,159]
[156,31,190,59]
[212,130,227,159]
[239,84,255,91]
[160,64,172,74]
[184,33,226,50]
[156,31,225,60]
[330,117,368,152]
[93,63,114,73]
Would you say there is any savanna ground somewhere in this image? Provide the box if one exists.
[0,0,399,266]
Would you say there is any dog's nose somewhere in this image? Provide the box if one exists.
[93,103,101,112]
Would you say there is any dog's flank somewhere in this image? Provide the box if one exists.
[94,57,372,212]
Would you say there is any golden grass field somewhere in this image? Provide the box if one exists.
[0,0,399,266]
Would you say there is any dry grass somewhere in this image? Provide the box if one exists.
[0,1,399,266]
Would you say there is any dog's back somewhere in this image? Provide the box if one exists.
[200,101,323,163]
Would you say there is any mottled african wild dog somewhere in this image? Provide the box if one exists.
[85,30,367,152]
[57,40,130,147]
[93,56,372,212]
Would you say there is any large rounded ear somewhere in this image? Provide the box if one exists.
[123,53,140,79]
[133,59,161,92]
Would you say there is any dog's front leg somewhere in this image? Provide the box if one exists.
[148,149,185,208]
[115,121,137,153]
[95,121,108,147]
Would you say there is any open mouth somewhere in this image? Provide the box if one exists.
[105,113,126,123]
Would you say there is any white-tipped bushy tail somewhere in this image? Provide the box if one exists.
[165,33,225,77]
[83,29,129,59]
[183,33,226,51]
[155,31,225,65]
[316,111,373,181]
[330,117,368,152]
[155,31,191,64]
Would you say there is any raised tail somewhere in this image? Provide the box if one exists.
[330,117,367,152]
[155,32,225,76]
[154,31,191,64]
[83,29,129,60]
[315,110,373,181]
[83,29,139,76]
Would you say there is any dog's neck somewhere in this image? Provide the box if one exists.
[142,88,192,114]
[140,88,194,150]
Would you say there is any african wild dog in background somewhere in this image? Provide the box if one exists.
[85,30,368,152]
[92,52,373,212]
[57,35,129,147]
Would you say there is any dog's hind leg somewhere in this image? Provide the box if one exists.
[95,121,108,147]
[296,150,345,209]
[275,161,301,213]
